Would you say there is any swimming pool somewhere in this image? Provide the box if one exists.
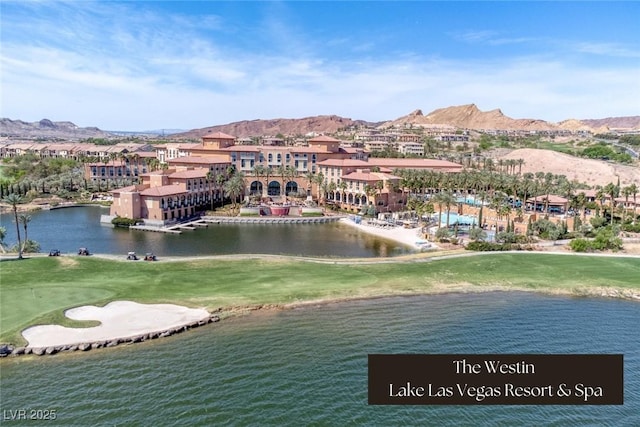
[433,212,478,227]
[456,195,488,207]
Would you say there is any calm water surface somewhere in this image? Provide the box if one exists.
[0,206,410,257]
[1,293,638,426]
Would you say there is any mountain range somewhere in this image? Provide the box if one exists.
[2,105,639,140]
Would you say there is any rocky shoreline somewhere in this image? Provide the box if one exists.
[2,282,639,360]
[0,314,221,358]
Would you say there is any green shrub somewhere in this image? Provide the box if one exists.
[590,216,607,229]
[562,231,582,240]
[465,241,517,251]
[621,223,640,233]
[569,239,592,252]
[111,216,138,227]
[435,227,451,243]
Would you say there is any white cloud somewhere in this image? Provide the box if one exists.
[1,3,638,130]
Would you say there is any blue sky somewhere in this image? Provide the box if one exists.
[1,1,639,131]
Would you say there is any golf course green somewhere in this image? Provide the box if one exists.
[1,253,639,346]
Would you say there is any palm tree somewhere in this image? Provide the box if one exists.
[283,165,298,199]
[338,181,347,206]
[206,171,215,211]
[604,182,619,225]
[3,194,23,259]
[488,192,505,235]
[312,173,324,201]
[469,227,487,242]
[146,157,160,172]
[628,183,638,225]
[0,226,7,253]
[365,184,378,213]
[327,181,337,205]
[223,174,245,211]
[252,164,266,197]
[542,173,555,216]
[18,213,31,253]
[441,191,456,229]
[478,190,487,227]
[621,185,632,224]
[276,165,287,199]
[574,191,588,222]
[432,191,455,229]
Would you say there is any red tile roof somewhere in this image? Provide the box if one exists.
[219,146,261,152]
[289,146,327,153]
[168,156,231,165]
[169,168,209,179]
[202,131,236,139]
[109,185,147,194]
[317,159,370,167]
[140,184,186,197]
[133,151,158,158]
[526,195,569,204]
[342,171,399,182]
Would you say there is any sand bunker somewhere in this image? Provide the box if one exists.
[22,301,210,348]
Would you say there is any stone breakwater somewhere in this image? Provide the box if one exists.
[200,215,343,225]
[0,314,221,358]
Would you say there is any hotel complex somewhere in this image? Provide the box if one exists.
[106,133,463,223]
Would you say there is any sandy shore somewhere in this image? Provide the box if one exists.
[339,217,436,250]
[21,301,210,348]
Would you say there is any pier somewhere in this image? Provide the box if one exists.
[127,215,344,234]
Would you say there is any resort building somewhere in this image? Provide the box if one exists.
[84,152,157,185]
[326,169,406,214]
[104,131,464,221]
[364,140,393,153]
[109,166,226,224]
[526,195,570,214]
[156,143,201,164]
[397,141,425,156]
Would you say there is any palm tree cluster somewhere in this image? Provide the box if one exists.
[223,169,245,210]
[393,169,593,216]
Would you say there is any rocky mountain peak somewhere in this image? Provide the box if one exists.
[38,119,55,128]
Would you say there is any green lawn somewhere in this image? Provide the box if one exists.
[1,254,639,345]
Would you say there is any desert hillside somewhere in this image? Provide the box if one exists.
[381,104,557,131]
[500,148,640,187]
[170,115,378,139]
[381,105,640,134]
[0,118,113,139]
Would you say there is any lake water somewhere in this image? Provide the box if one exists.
[0,206,411,257]
[1,292,638,426]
